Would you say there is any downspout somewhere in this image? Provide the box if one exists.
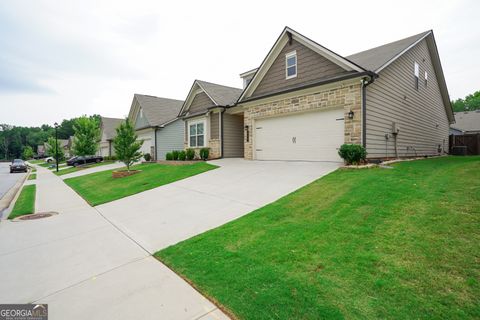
[154,127,158,161]
[361,73,377,149]
[220,107,226,158]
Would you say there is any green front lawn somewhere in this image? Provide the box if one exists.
[53,161,114,176]
[156,156,480,320]
[8,185,36,219]
[27,159,44,164]
[64,162,217,206]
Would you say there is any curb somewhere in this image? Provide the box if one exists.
[0,172,29,220]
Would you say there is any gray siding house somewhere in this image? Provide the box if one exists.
[450,111,480,135]
[128,94,185,160]
[226,27,453,161]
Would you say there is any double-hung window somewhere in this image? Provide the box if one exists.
[189,121,205,147]
[424,71,428,87]
[286,51,297,79]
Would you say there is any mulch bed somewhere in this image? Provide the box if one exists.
[112,170,141,178]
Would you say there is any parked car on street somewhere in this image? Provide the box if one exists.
[10,159,28,173]
[66,155,103,167]
[45,156,54,163]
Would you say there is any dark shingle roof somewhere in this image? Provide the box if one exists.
[101,117,124,140]
[134,94,184,127]
[197,80,243,106]
[346,31,431,72]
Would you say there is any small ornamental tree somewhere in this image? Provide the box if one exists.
[46,137,65,162]
[113,119,143,172]
[22,145,34,160]
[72,116,100,162]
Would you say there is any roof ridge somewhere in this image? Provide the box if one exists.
[196,79,242,91]
[346,30,431,58]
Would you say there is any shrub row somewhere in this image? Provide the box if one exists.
[165,148,210,161]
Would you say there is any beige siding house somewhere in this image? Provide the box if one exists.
[178,80,244,159]
[98,116,123,157]
[225,27,453,161]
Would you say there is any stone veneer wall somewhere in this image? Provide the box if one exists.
[243,83,362,160]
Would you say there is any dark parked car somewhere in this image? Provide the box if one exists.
[67,155,103,167]
[10,159,28,173]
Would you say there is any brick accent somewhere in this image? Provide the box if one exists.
[243,83,362,160]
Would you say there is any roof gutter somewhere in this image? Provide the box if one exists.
[238,71,375,105]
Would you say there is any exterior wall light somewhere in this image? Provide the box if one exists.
[348,110,354,119]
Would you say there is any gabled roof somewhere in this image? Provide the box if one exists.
[179,80,242,116]
[197,80,243,106]
[237,28,453,122]
[129,94,184,128]
[346,31,431,72]
[451,110,480,132]
[100,116,124,140]
[238,26,366,102]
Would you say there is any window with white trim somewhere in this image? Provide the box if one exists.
[285,51,297,79]
[414,62,419,90]
[424,71,428,87]
[188,121,205,147]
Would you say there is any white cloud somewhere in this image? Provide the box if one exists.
[0,0,478,126]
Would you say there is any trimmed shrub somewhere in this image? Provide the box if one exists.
[178,151,186,161]
[338,144,367,165]
[172,150,180,160]
[143,153,152,161]
[186,148,195,161]
[199,148,210,160]
[166,152,173,160]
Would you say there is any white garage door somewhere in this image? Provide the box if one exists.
[254,108,344,161]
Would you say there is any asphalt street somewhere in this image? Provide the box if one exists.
[0,162,26,200]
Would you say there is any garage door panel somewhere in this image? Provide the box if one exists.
[254,108,344,162]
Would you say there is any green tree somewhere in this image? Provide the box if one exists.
[22,145,34,159]
[451,90,480,112]
[113,119,143,172]
[71,116,100,159]
[46,137,65,162]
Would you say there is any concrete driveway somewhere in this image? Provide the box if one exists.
[0,159,338,319]
[97,158,340,253]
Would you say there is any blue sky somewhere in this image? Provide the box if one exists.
[0,0,478,126]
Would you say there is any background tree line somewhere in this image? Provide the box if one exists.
[451,90,480,112]
[0,115,100,160]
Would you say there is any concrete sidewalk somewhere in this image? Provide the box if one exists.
[60,162,125,179]
[0,166,228,320]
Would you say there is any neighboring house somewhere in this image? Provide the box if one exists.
[128,94,184,160]
[44,139,71,158]
[450,110,480,135]
[37,145,46,157]
[178,80,244,159]
[222,27,453,161]
[98,117,124,157]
